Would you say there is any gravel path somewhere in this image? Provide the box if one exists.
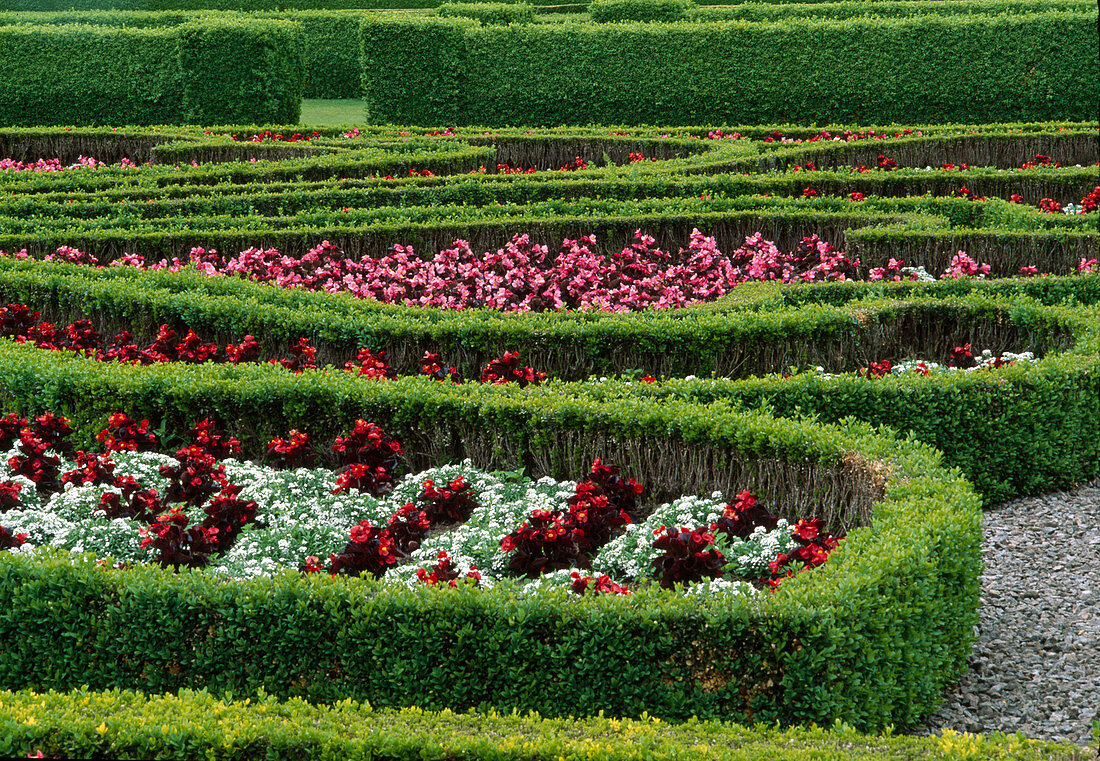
[919,480,1100,747]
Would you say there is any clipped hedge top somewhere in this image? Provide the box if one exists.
[0,123,1095,277]
[1,686,1092,761]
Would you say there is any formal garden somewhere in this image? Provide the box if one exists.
[0,0,1097,757]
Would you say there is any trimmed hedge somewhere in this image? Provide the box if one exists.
[0,24,183,127]
[2,121,1096,268]
[178,18,305,125]
[0,688,1090,760]
[437,1,536,23]
[589,0,696,23]
[697,0,1092,22]
[0,0,438,9]
[0,254,1084,373]
[2,257,1097,504]
[0,19,304,126]
[0,345,981,730]
[360,13,1099,125]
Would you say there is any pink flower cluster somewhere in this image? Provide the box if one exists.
[69,232,860,312]
[0,156,136,172]
[9,233,1091,314]
[942,251,992,279]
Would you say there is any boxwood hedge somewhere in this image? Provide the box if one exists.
[1,257,1097,502]
[0,18,304,126]
[0,687,1091,760]
[0,349,983,731]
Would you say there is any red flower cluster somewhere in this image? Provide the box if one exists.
[858,360,893,379]
[232,130,320,143]
[201,484,258,554]
[139,506,219,569]
[418,476,477,524]
[714,490,778,540]
[188,419,241,458]
[416,550,481,587]
[420,351,462,383]
[306,471,481,579]
[948,343,977,369]
[764,517,840,589]
[650,525,724,589]
[570,571,629,595]
[566,458,640,552]
[266,430,314,469]
[27,412,73,455]
[331,420,403,496]
[386,501,432,553]
[100,480,161,523]
[480,350,546,387]
[953,186,986,202]
[97,413,159,452]
[501,508,590,578]
[344,348,396,379]
[224,335,261,363]
[1020,154,1059,169]
[61,451,116,487]
[9,429,63,495]
[0,524,27,550]
[502,459,638,578]
[1080,186,1100,213]
[159,446,228,507]
[269,337,317,373]
[325,520,404,578]
[0,480,22,512]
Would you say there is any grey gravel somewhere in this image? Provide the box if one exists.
[917,480,1100,747]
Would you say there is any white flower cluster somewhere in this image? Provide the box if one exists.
[0,447,789,597]
[890,349,1035,376]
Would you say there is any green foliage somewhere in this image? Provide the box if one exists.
[0,19,305,126]
[437,1,536,24]
[0,369,983,730]
[0,687,1090,760]
[0,124,1094,269]
[697,0,1091,22]
[360,13,1099,125]
[177,18,305,125]
[0,24,183,127]
[361,15,475,124]
[0,0,438,9]
[588,0,696,23]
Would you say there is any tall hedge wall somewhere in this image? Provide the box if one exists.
[178,18,305,124]
[0,19,304,126]
[361,12,1099,125]
[0,24,184,127]
[0,0,437,9]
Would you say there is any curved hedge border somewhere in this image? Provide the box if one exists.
[0,688,1091,760]
[0,343,981,731]
[1,125,1095,272]
[3,258,1098,502]
[0,257,1085,374]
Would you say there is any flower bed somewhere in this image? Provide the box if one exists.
[2,123,1095,277]
[8,234,1092,314]
[0,412,838,595]
[0,396,982,729]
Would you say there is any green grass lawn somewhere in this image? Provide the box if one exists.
[300,99,368,127]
